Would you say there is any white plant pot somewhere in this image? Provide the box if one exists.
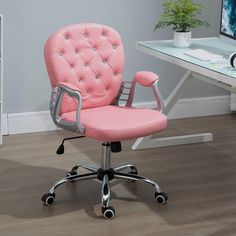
[174,31,191,48]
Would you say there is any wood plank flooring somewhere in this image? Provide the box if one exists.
[0,114,236,236]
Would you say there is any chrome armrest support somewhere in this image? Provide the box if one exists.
[126,79,164,112]
[151,80,164,112]
[49,84,85,134]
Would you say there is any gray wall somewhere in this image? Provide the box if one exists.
[1,0,223,113]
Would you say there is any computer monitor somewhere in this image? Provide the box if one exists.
[220,0,236,46]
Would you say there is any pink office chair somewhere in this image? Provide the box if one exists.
[42,23,168,219]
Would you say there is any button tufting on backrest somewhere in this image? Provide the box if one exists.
[65,34,70,40]
[44,23,125,112]
[101,31,107,36]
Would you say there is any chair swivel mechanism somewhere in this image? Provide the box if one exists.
[42,23,168,219]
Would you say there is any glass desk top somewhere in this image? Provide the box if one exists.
[137,38,236,80]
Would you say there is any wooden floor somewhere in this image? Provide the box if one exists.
[1,114,236,236]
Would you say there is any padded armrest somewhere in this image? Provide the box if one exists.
[125,71,164,112]
[50,83,84,133]
[134,71,159,87]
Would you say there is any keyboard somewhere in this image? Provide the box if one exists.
[184,49,223,62]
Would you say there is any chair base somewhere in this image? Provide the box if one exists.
[41,143,168,219]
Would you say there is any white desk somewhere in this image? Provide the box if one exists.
[133,37,236,150]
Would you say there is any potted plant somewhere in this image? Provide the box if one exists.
[154,0,209,48]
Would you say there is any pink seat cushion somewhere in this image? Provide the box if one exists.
[61,106,167,141]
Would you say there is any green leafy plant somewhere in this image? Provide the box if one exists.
[154,0,209,32]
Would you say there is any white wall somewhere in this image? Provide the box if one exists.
[1,0,224,115]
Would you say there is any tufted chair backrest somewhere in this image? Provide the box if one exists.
[44,23,124,112]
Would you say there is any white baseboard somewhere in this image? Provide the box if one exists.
[2,114,8,135]
[167,95,231,119]
[6,111,58,135]
[135,95,231,119]
[2,95,231,135]
[230,93,236,111]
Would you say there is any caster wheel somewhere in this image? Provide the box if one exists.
[102,206,115,219]
[41,193,55,206]
[155,192,168,205]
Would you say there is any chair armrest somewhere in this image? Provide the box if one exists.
[126,71,164,112]
[134,71,159,87]
[50,82,85,133]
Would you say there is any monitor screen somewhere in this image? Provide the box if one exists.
[220,0,236,39]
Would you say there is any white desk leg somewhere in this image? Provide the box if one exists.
[230,93,236,111]
[132,133,213,149]
[132,71,213,150]
[163,71,192,114]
